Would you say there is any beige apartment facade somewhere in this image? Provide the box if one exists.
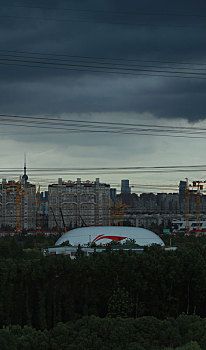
[48,178,110,229]
[0,179,36,230]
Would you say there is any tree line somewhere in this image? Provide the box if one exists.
[1,235,206,348]
[1,238,206,328]
[0,315,205,350]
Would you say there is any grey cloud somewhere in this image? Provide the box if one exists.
[0,73,205,121]
[0,0,206,122]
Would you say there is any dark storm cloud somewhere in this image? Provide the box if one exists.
[1,0,206,121]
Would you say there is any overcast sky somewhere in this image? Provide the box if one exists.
[1,0,206,192]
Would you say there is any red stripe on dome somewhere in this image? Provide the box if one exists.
[94,235,127,242]
[93,234,104,242]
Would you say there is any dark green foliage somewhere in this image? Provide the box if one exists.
[1,315,206,349]
[0,328,17,350]
[3,235,206,348]
[75,244,84,259]
[161,232,206,248]
[107,287,133,318]
[2,236,206,334]
[0,234,60,256]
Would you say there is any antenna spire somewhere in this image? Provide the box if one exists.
[24,153,26,175]
[22,153,28,182]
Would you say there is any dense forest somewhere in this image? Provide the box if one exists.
[1,234,206,349]
[0,315,205,349]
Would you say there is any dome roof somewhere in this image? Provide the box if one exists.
[55,226,164,247]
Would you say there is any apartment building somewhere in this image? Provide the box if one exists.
[0,178,36,230]
[48,178,110,229]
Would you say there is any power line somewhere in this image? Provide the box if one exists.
[1,124,206,139]
[0,113,206,131]
[1,55,206,80]
[1,165,206,172]
[1,61,206,80]
[0,116,204,135]
[0,177,181,189]
[1,56,206,76]
[1,165,206,169]
[2,52,206,72]
[3,60,206,80]
[1,49,206,67]
[1,114,206,139]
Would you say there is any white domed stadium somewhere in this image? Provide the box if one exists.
[55,226,164,247]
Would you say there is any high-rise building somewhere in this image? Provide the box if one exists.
[179,180,187,196]
[121,179,131,194]
[110,188,117,204]
[0,163,36,230]
[48,178,110,229]
[40,191,48,229]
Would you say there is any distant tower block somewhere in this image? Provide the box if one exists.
[121,179,131,194]
[179,180,187,196]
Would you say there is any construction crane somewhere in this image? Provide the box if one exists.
[110,198,128,226]
[4,179,28,232]
[50,207,60,232]
[110,199,115,226]
[59,208,67,233]
[119,203,128,226]
[185,178,190,235]
[192,180,206,232]
[78,210,87,227]
[36,185,41,233]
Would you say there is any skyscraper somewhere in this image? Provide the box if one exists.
[121,179,131,194]
[179,180,187,196]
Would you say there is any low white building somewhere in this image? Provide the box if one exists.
[172,218,206,232]
[55,226,165,247]
[43,245,145,258]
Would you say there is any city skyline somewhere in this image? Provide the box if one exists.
[1,173,205,232]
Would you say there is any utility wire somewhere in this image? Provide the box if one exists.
[1,56,206,76]
[1,165,206,171]
[1,49,206,67]
[1,55,206,79]
[0,59,206,79]
[1,52,206,73]
[1,114,206,139]
[1,122,206,139]
[3,60,206,80]
[1,114,206,132]
[1,116,206,135]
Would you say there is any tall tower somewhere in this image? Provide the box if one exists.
[121,179,131,194]
[22,153,28,183]
[179,180,187,196]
